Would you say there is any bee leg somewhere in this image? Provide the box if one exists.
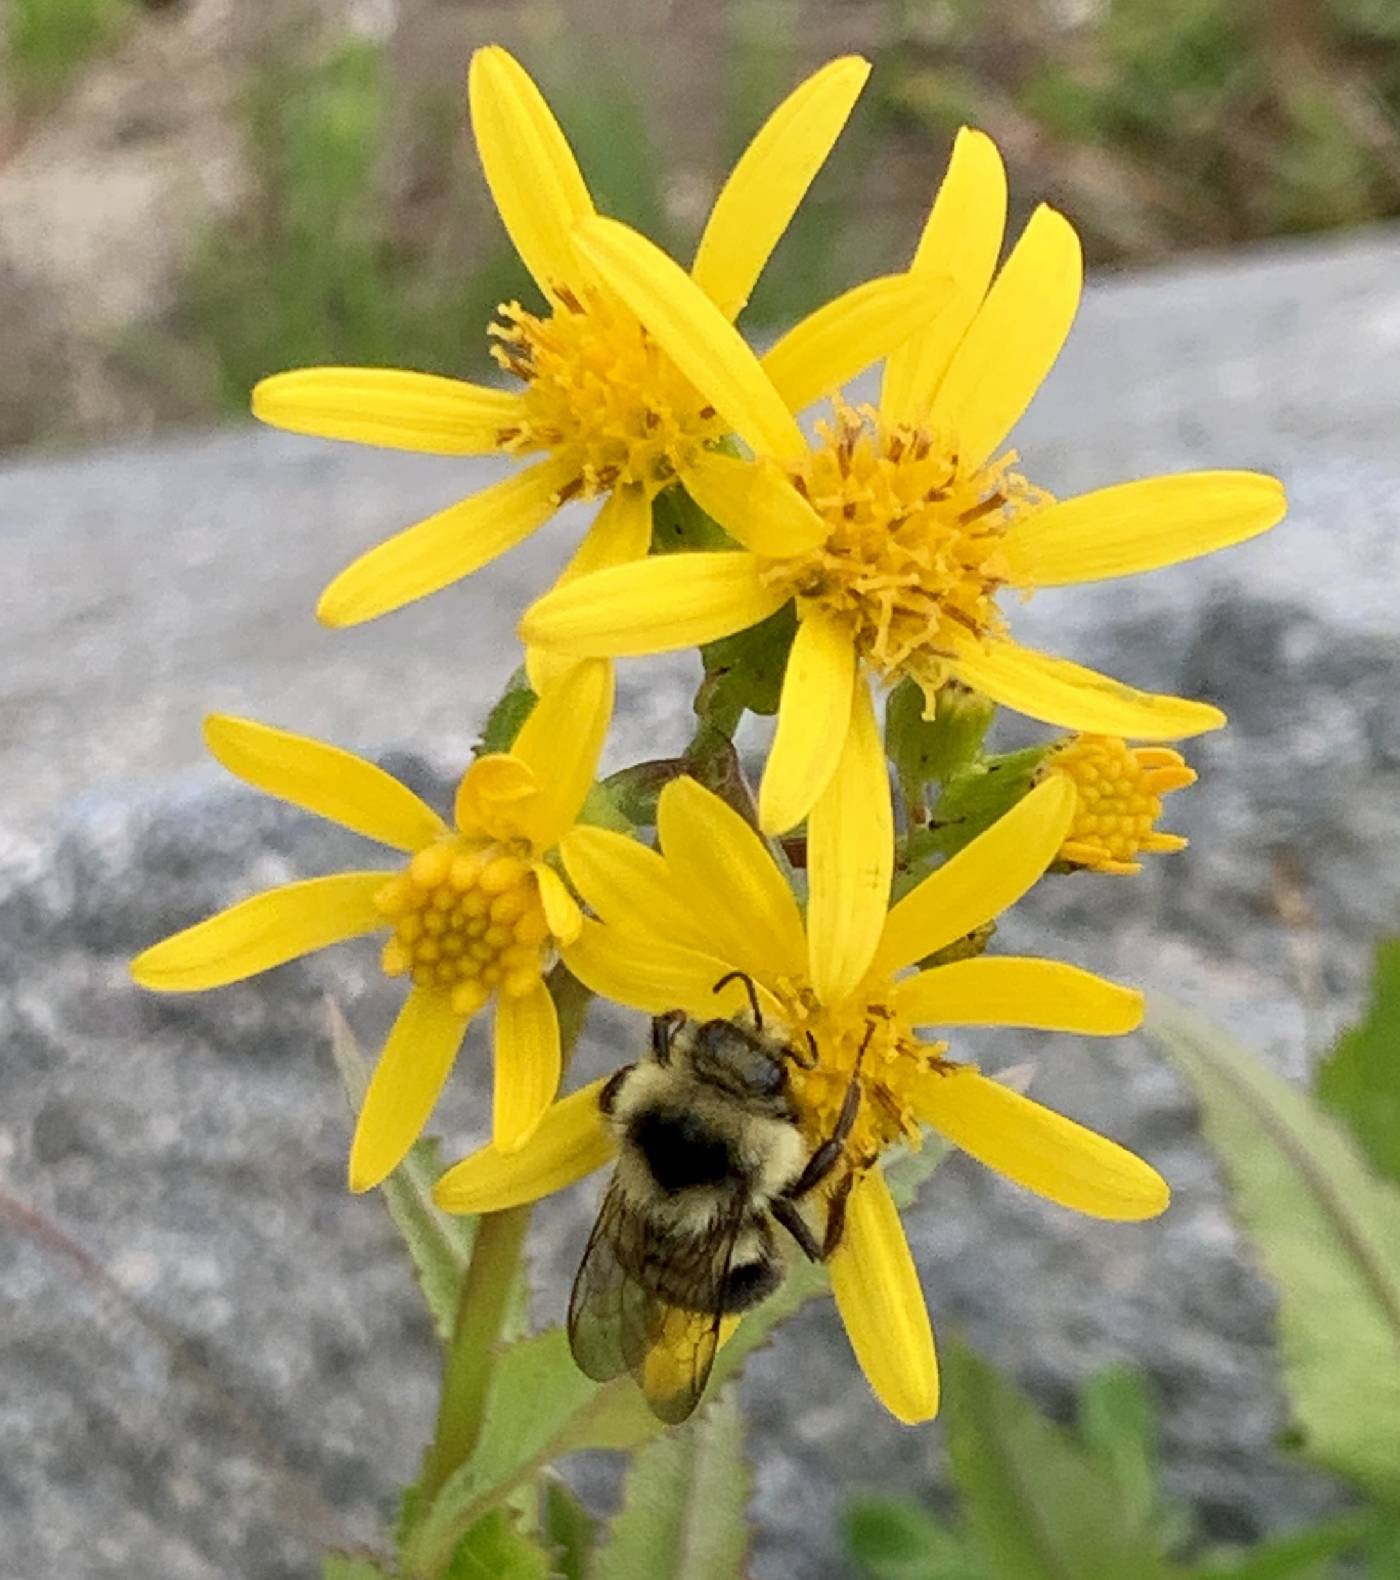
[771,1196,823,1263]
[598,1062,635,1114]
[650,1010,686,1065]
[785,1073,863,1201]
[821,1170,855,1259]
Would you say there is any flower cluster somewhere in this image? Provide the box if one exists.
[133,46,1285,1424]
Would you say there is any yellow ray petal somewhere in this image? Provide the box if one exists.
[691,55,870,320]
[658,776,808,982]
[534,861,583,946]
[916,1068,1170,1220]
[203,714,447,850]
[1003,471,1288,587]
[526,486,652,691]
[881,127,1007,425]
[318,455,576,628]
[454,753,538,836]
[760,274,938,416]
[562,919,782,1022]
[250,367,524,455]
[806,681,892,1004]
[492,975,561,1153]
[894,958,1143,1035]
[468,46,594,299]
[928,203,1082,472]
[131,873,389,991]
[508,658,613,849]
[681,450,828,558]
[868,777,1075,981]
[949,635,1226,740]
[758,610,857,835]
[433,1078,617,1213]
[572,216,806,461]
[829,1168,939,1424]
[348,988,469,1192]
[559,825,713,954]
[520,550,785,657]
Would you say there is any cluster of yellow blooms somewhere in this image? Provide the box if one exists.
[132,48,1284,1424]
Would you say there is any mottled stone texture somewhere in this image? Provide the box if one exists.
[2,227,1398,1578]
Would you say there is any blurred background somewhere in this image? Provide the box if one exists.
[7,0,1400,453]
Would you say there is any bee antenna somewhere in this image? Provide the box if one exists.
[712,969,763,1031]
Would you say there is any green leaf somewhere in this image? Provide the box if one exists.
[1078,1368,1184,1549]
[844,1496,982,1580]
[1190,1511,1379,1579]
[1316,938,1400,1185]
[696,599,798,729]
[943,1338,1175,1580]
[1147,999,1400,1504]
[650,479,732,554]
[447,1508,552,1580]
[322,1556,393,1580]
[886,678,996,813]
[479,667,539,755]
[540,1475,596,1580]
[326,1001,476,1344]
[592,1389,750,1580]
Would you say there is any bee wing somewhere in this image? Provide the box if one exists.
[567,1180,658,1385]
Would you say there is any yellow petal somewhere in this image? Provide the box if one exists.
[806,681,892,1004]
[534,861,583,946]
[454,753,538,835]
[250,367,524,455]
[757,610,856,835]
[949,635,1226,740]
[658,776,808,982]
[928,204,1082,472]
[526,487,651,692]
[492,975,561,1153]
[1003,471,1288,587]
[433,1078,617,1213]
[508,658,613,848]
[562,918,782,1022]
[868,777,1075,980]
[559,825,713,954]
[520,550,785,657]
[131,873,388,991]
[916,1068,1170,1220]
[468,46,594,299]
[204,714,447,850]
[760,273,938,415]
[691,55,870,320]
[881,127,1007,424]
[894,958,1144,1035]
[348,988,469,1192]
[681,450,828,558]
[318,455,576,628]
[829,1168,939,1424]
[572,216,806,461]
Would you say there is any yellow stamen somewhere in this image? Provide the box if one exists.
[489,285,724,496]
[376,834,553,1001]
[1044,734,1195,875]
[761,401,1050,701]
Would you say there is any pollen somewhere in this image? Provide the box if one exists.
[1045,734,1196,875]
[773,979,951,1177]
[374,836,552,1012]
[763,402,1050,701]
[489,285,724,498]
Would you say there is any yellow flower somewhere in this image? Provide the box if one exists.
[519,128,1287,832]
[1046,734,1195,875]
[433,690,1168,1424]
[251,47,931,656]
[130,661,612,1192]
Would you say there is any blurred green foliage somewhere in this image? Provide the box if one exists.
[8,0,135,104]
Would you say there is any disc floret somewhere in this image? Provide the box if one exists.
[1046,734,1195,875]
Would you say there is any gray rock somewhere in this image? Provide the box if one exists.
[3,224,1400,1578]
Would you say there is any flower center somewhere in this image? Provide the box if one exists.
[1045,735,1195,875]
[764,402,1050,701]
[490,285,724,497]
[374,836,552,1015]
[772,978,951,1176]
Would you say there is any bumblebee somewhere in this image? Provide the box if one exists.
[567,971,863,1422]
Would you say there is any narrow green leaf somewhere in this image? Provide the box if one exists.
[322,1555,393,1580]
[696,598,799,727]
[479,667,539,755]
[1316,938,1400,1185]
[1147,999,1400,1504]
[447,1508,552,1580]
[592,1388,750,1580]
[541,1475,596,1580]
[1190,1511,1379,1579]
[1077,1369,1161,1542]
[844,1496,982,1580]
[326,1001,476,1344]
[943,1338,1174,1580]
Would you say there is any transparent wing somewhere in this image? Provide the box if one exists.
[567,1180,658,1385]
